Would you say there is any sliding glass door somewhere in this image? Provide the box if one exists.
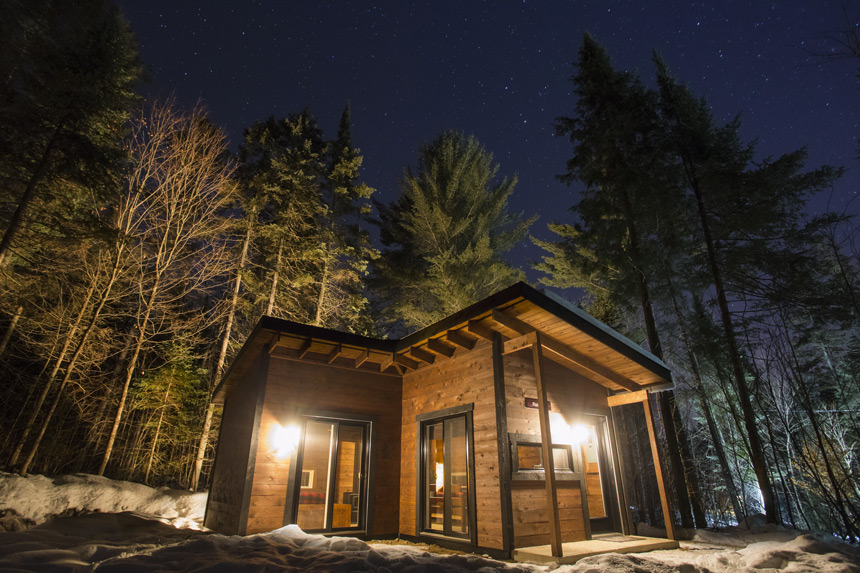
[295,417,367,532]
[421,410,472,539]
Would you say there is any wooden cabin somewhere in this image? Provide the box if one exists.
[204,282,675,559]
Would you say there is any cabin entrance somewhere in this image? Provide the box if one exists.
[577,414,620,533]
[417,405,476,542]
[293,417,369,532]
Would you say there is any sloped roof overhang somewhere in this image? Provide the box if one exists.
[212,282,672,403]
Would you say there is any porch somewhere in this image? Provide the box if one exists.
[512,533,680,564]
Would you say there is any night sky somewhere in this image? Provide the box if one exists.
[119,1,859,283]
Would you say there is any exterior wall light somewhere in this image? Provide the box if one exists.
[270,423,300,459]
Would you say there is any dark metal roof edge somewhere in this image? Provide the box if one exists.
[213,316,398,400]
[215,281,672,398]
[255,315,398,352]
[524,285,672,382]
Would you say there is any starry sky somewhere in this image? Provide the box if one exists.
[119,1,859,283]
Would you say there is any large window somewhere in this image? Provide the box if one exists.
[294,416,369,532]
[418,405,474,540]
[509,432,578,481]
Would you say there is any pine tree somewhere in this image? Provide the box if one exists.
[374,131,535,331]
[654,55,840,525]
[0,0,141,268]
[537,35,704,528]
[312,103,377,333]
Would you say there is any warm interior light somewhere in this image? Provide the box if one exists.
[571,423,591,445]
[435,462,444,493]
[271,423,300,459]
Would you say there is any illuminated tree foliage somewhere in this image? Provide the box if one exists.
[373,131,536,330]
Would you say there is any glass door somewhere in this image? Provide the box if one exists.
[422,414,471,539]
[295,418,367,531]
[578,415,619,533]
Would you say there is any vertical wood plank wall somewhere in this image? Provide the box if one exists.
[399,341,505,550]
[503,350,609,547]
[245,358,402,535]
[204,358,264,534]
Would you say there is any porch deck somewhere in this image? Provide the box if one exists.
[511,533,680,564]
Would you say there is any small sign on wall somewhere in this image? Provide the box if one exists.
[524,397,551,410]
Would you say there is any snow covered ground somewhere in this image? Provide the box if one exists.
[0,471,858,572]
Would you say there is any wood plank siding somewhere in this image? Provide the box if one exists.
[399,340,505,550]
[204,353,267,534]
[511,481,584,547]
[503,349,611,546]
[245,357,402,535]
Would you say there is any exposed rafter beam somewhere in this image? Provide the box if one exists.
[354,348,370,368]
[608,390,648,407]
[410,346,436,364]
[379,353,394,373]
[445,329,477,350]
[427,338,455,358]
[467,319,498,341]
[298,338,313,359]
[502,331,538,355]
[492,309,640,392]
[326,343,342,364]
[394,353,419,370]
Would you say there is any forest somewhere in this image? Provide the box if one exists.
[1,1,858,543]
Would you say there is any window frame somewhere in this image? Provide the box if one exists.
[285,410,376,533]
[415,404,478,546]
[509,432,580,482]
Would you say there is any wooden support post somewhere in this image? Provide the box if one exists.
[532,333,563,558]
[492,333,514,555]
[642,393,675,541]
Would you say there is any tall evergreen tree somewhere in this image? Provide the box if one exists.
[537,34,704,529]
[373,131,535,331]
[0,0,141,268]
[655,56,840,525]
[312,103,377,333]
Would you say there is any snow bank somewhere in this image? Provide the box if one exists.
[0,472,206,529]
[1,472,859,571]
[0,516,532,572]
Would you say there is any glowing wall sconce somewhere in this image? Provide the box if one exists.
[570,423,591,445]
[270,423,301,459]
[549,413,591,446]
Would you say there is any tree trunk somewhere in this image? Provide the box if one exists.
[266,239,283,315]
[666,282,746,525]
[98,273,161,476]
[313,245,330,327]
[9,283,95,468]
[144,380,172,485]
[0,305,23,357]
[618,187,699,529]
[17,240,128,474]
[0,125,62,267]
[684,162,779,524]
[190,224,251,491]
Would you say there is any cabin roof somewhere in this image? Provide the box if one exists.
[212,282,672,403]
